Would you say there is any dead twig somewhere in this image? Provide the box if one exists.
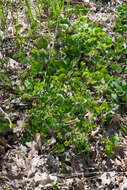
[0,107,13,128]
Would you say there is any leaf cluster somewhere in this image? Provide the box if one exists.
[20,5,127,155]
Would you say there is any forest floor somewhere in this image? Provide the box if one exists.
[0,0,127,189]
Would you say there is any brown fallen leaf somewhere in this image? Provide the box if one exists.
[0,137,12,149]
[34,133,42,152]
[120,180,127,190]
[13,120,25,133]
[124,158,127,168]
[26,141,38,160]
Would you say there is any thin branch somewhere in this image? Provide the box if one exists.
[0,107,13,128]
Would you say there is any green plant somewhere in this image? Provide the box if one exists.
[0,1,6,30]
[51,184,59,190]
[52,0,65,19]
[120,125,127,135]
[107,77,127,110]
[0,58,12,87]
[19,5,127,155]
[25,0,34,23]
[3,187,9,190]
[74,5,89,16]
[105,133,120,157]
[115,4,127,34]
[0,112,11,135]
